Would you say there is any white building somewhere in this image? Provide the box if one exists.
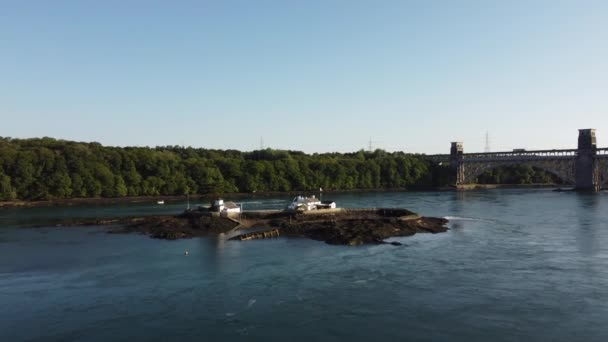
[212,199,241,213]
[287,195,322,211]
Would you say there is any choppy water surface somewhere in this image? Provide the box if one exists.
[1,190,608,341]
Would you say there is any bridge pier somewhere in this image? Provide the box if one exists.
[450,142,465,186]
[575,129,600,192]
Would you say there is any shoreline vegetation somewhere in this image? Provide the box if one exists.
[0,137,562,206]
[0,184,562,209]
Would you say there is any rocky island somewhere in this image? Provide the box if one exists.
[108,206,449,246]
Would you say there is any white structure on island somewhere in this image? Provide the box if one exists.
[211,199,241,214]
[287,195,336,211]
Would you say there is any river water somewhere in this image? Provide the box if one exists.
[1,190,608,341]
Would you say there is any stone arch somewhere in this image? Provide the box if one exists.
[462,159,576,185]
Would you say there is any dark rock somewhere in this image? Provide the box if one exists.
[60,207,449,246]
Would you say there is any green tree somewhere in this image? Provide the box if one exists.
[0,172,16,200]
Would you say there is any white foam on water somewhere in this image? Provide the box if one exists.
[443,216,492,222]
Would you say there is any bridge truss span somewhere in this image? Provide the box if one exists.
[423,129,607,191]
[461,149,577,162]
[596,148,608,158]
[460,158,576,185]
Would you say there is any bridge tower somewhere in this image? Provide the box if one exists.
[575,129,600,191]
[450,142,465,185]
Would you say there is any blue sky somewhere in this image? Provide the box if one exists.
[1,0,607,153]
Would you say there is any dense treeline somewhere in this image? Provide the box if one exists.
[476,165,562,185]
[0,137,560,201]
[0,137,440,200]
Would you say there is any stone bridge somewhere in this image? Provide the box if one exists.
[426,129,608,191]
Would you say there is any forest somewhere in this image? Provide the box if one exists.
[0,137,559,201]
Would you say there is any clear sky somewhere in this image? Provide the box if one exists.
[1,0,607,154]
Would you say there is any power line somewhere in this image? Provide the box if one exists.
[368,137,379,152]
[484,131,491,152]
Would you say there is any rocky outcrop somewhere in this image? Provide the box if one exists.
[108,215,239,240]
[272,218,444,245]
[229,209,448,245]
[47,207,448,245]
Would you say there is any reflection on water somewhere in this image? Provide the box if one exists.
[2,189,608,341]
[198,232,243,273]
[449,192,467,231]
[575,193,602,256]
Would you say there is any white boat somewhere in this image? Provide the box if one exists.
[157,200,165,205]
[287,195,321,211]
